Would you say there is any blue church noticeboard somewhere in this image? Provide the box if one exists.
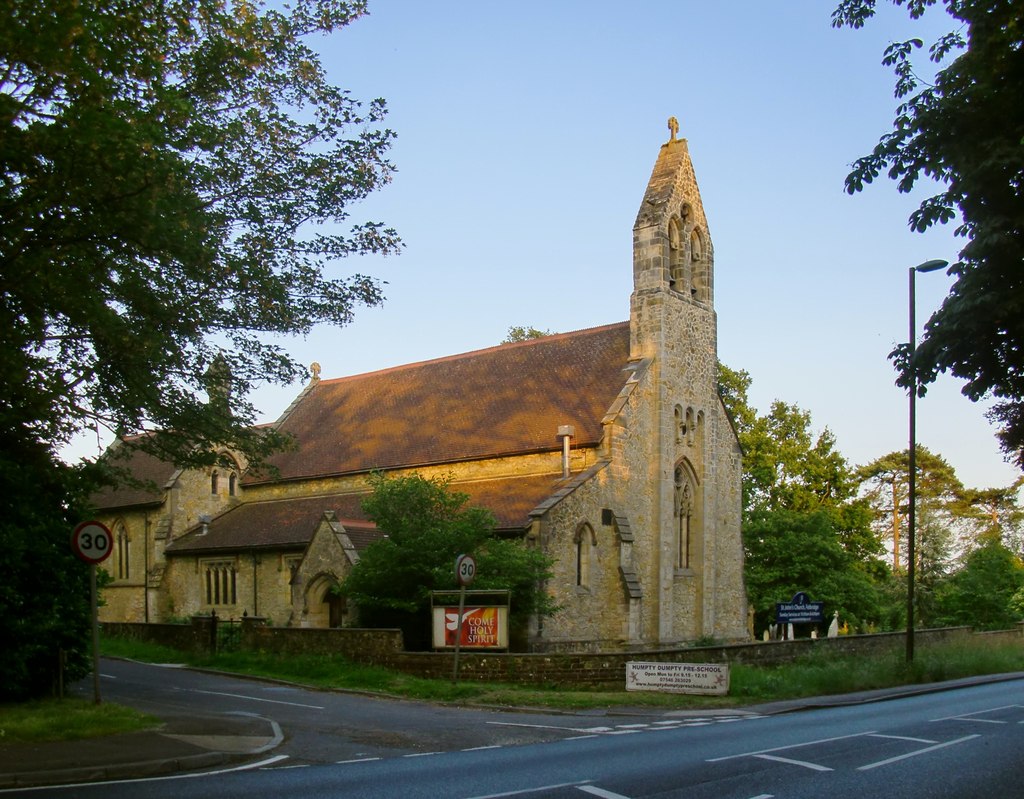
[775,592,825,624]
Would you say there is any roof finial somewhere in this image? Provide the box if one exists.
[667,116,679,143]
[310,361,321,382]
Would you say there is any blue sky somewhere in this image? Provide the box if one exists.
[74,2,1022,491]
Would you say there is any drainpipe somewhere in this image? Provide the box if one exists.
[252,552,260,617]
[143,514,150,623]
[557,425,575,478]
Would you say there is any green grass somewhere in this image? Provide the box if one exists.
[100,633,1024,711]
[0,698,158,745]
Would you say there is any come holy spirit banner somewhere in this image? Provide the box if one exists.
[431,606,509,649]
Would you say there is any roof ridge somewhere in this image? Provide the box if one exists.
[315,320,629,385]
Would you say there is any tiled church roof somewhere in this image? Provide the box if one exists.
[246,322,632,484]
[166,473,564,555]
[90,437,179,510]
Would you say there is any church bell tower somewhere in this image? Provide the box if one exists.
[630,118,722,644]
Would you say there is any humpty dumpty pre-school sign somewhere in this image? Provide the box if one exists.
[626,662,730,695]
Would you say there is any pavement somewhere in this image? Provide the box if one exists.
[0,711,282,790]
[1,671,1022,790]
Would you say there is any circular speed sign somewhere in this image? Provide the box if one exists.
[71,521,114,564]
[455,553,476,587]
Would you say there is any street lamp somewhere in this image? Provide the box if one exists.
[906,258,947,663]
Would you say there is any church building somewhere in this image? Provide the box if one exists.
[93,122,749,651]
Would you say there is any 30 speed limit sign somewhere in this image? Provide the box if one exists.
[455,553,476,586]
[71,521,114,564]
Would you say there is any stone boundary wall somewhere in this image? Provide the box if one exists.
[102,620,1023,687]
[242,623,404,660]
[102,621,210,653]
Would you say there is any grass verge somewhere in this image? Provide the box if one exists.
[100,634,1024,711]
[0,698,157,746]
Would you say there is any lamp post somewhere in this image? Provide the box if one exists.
[906,258,947,663]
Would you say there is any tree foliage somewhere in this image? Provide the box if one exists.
[502,325,553,344]
[743,509,883,635]
[1,0,400,471]
[833,0,1024,468]
[0,433,94,700]
[856,446,963,573]
[719,364,889,630]
[341,473,556,650]
[936,538,1024,630]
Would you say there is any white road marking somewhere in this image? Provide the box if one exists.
[488,721,607,733]
[180,687,324,709]
[403,751,442,757]
[952,717,1006,724]
[857,734,981,771]
[0,755,291,793]
[931,704,1024,722]
[748,795,775,799]
[336,756,382,764]
[708,730,877,762]
[868,733,937,744]
[753,753,833,772]
[463,745,503,752]
[464,781,594,799]
[578,785,633,798]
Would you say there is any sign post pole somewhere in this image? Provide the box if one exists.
[71,521,113,705]
[451,583,466,684]
[451,554,476,685]
[89,563,101,704]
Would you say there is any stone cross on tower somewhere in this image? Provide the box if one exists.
[667,116,679,143]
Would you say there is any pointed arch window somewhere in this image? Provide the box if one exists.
[211,470,219,495]
[690,228,710,303]
[668,217,686,293]
[674,461,702,572]
[229,472,237,496]
[574,522,596,588]
[115,523,130,580]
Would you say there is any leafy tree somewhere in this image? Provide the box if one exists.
[719,364,889,630]
[936,538,1024,630]
[2,0,398,697]
[743,509,883,635]
[0,433,94,699]
[913,504,955,627]
[832,0,1024,468]
[955,479,1024,555]
[719,366,860,513]
[718,364,884,568]
[341,473,556,650]
[2,0,399,472]
[502,325,553,343]
[856,446,963,573]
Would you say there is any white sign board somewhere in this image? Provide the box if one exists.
[625,661,730,695]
